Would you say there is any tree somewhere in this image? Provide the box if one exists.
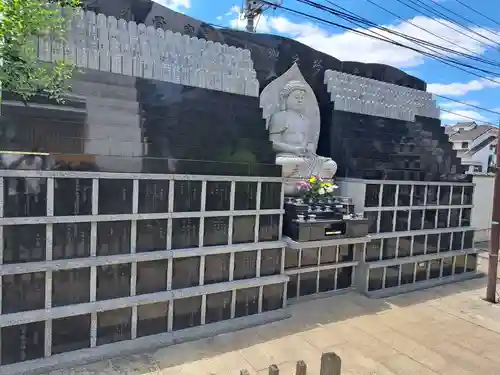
[0,0,81,104]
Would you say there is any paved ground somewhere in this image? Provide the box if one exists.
[48,257,500,375]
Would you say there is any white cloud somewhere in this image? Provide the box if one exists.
[428,77,500,96]
[228,5,241,15]
[223,4,500,68]
[152,0,191,12]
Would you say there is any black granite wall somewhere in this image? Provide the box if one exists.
[0,68,280,177]
[0,0,467,181]
[77,0,467,182]
[331,112,468,181]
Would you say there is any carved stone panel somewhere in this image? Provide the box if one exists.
[46,8,259,96]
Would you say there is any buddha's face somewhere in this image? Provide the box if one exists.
[286,89,306,111]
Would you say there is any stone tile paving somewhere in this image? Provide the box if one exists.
[48,258,500,375]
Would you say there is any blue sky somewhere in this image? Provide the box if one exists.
[155,0,500,126]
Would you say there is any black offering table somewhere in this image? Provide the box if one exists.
[283,196,368,242]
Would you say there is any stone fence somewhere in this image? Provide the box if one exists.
[37,7,260,96]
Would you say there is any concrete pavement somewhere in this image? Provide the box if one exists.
[47,258,500,375]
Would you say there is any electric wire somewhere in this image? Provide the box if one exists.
[305,0,500,74]
[257,0,500,121]
[286,0,500,81]
[254,12,263,31]
[410,0,500,46]
[453,0,500,29]
[435,95,500,116]
[360,0,500,68]
[393,0,499,51]
[211,6,500,123]
[440,108,497,126]
[421,0,500,39]
[299,0,500,117]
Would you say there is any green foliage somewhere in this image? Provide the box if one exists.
[0,0,80,103]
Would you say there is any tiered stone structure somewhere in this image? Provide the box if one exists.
[38,8,259,96]
[0,1,481,373]
[324,70,440,121]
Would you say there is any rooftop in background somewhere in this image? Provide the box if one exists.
[445,122,496,142]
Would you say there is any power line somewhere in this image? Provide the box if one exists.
[453,0,500,29]
[440,108,497,125]
[432,1,500,37]
[213,3,500,121]
[251,0,500,122]
[433,94,500,116]
[435,95,500,116]
[361,0,500,68]
[393,0,500,52]
[411,0,500,46]
[318,0,500,117]
[299,0,500,115]
[424,0,500,39]
[289,0,500,81]
[313,0,500,72]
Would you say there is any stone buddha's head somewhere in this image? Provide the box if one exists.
[280,81,307,112]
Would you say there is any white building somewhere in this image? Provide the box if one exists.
[445,121,497,174]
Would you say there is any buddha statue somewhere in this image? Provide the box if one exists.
[260,63,337,195]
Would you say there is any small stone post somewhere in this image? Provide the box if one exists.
[295,360,307,375]
[240,369,250,375]
[320,352,341,375]
[269,364,279,375]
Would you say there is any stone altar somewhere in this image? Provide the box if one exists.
[260,63,337,195]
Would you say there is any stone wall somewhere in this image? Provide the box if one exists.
[38,8,259,97]
[324,70,440,122]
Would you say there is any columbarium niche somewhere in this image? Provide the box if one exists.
[0,172,287,372]
[0,0,481,372]
[340,180,479,297]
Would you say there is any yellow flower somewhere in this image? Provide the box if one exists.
[309,176,316,183]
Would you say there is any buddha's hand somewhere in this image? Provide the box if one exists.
[306,143,316,155]
[297,146,309,156]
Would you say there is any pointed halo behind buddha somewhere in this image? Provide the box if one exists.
[259,63,337,192]
[260,63,320,152]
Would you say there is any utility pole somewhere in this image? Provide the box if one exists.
[486,123,500,303]
[242,0,283,32]
[243,0,262,33]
